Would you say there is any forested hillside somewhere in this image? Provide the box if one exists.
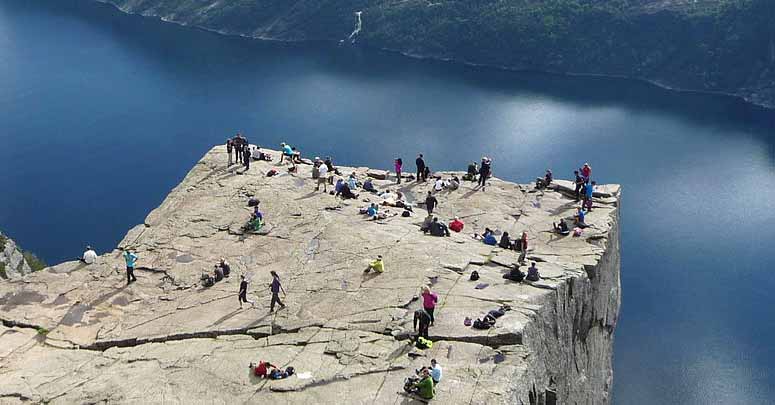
[98,0,775,107]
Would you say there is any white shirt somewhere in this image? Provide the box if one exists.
[430,364,442,382]
[251,146,262,159]
[434,179,446,191]
[83,249,97,264]
[318,164,328,177]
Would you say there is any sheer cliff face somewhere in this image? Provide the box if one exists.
[0,233,32,280]
[0,147,621,404]
[97,0,775,107]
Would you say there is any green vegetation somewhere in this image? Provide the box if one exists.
[0,234,7,251]
[0,262,6,279]
[23,251,47,272]
[104,0,775,106]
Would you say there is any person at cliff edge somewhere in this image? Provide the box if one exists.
[415,154,426,182]
[124,249,138,284]
[81,245,97,264]
[242,143,251,171]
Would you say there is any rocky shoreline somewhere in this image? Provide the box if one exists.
[0,146,620,403]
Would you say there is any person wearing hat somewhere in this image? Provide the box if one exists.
[81,245,97,264]
[364,255,384,274]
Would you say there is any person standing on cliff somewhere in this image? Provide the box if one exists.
[415,154,426,182]
[242,144,251,171]
[235,134,244,164]
[421,286,438,326]
[269,271,286,312]
[226,138,234,166]
[516,232,528,264]
[574,170,584,201]
[394,158,403,184]
[425,191,438,215]
[478,156,491,191]
[123,250,138,284]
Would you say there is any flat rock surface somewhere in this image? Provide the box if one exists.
[0,146,620,404]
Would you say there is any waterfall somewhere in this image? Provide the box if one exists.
[347,11,362,43]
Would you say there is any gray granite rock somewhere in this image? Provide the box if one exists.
[0,146,621,404]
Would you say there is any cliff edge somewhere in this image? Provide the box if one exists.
[0,147,621,404]
[0,232,33,280]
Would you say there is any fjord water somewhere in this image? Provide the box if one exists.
[1,0,774,403]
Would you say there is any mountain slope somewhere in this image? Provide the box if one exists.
[98,0,775,107]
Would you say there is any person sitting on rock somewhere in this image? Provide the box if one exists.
[336,181,358,199]
[449,216,464,233]
[574,207,588,228]
[410,368,436,400]
[482,228,497,246]
[464,161,478,181]
[363,178,377,193]
[433,178,447,192]
[426,217,450,237]
[364,255,384,274]
[366,203,379,219]
[324,156,340,177]
[335,178,345,194]
[245,205,264,232]
[498,232,513,249]
[420,215,434,233]
[347,172,358,190]
[213,264,224,282]
[81,245,97,264]
[429,359,442,385]
[553,218,570,235]
[280,142,293,164]
[526,262,540,282]
[217,257,231,278]
[201,272,215,287]
[250,361,275,378]
[503,264,525,282]
[448,176,460,191]
[536,169,553,189]
[291,147,302,164]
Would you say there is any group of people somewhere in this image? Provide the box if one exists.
[503,262,541,283]
[404,359,442,400]
[201,258,231,287]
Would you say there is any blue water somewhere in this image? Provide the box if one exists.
[1,1,774,403]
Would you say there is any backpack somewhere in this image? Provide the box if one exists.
[416,337,433,349]
[472,319,491,330]
[469,270,480,281]
[464,317,472,326]
[402,210,411,217]
[266,169,278,177]
[285,366,295,376]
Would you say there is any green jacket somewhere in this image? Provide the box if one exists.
[415,376,435,399]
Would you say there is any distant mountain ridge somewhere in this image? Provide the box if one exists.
[97,0,775,107]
